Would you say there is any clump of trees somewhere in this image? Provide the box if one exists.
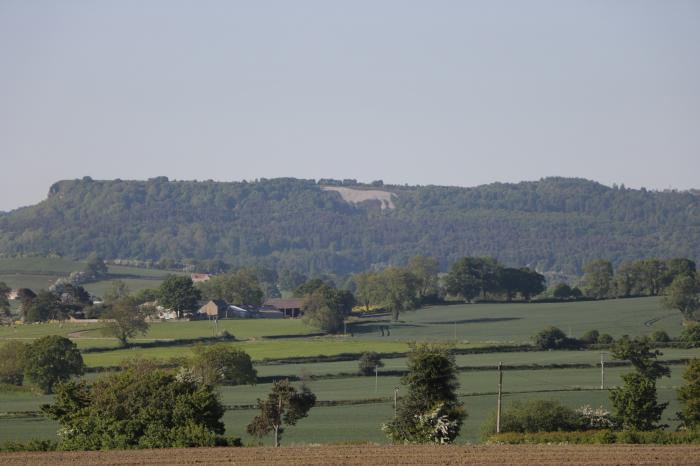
[383,344,465,444]
[42,364,230,450]
[299,281,354,333]
[677,358,700,429]
[532,326,580,350]
[247,379,316,447]
[197,269,264,307]
[158,275,201,319]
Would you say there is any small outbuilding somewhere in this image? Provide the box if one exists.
[262,298,305,318]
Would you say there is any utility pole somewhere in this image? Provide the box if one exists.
[393,386,399,418]
[600,352,605,390]
[454,320,457,341]
[496,361,503,434]
[344,320,347,335]
[375,365,378,394]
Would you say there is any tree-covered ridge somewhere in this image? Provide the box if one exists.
[0,177,698,276]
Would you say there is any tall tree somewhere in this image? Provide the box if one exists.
[662,274,700,321]
[23,290,65,323]
[23,335,84,394]
[100,297,150,347]
[379,267,419,321]
[189,345,257,386]
[247,379,316,447]
[198,269,264,306]
[0,281,10,318]
[677,358,700,430]
[408,256,440,301]
[301,285,354,333]
[84,253,108,278]
[383,344,465,444]
[609,337,669,430]
[158,275,201,319]
[581,259,614,299]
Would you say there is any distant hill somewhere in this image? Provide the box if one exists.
[0,177,698,276]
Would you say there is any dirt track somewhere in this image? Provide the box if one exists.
[1,444,698,465]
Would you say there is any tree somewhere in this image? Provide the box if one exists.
[23,290,65,323]
[677,359,700,429]
[353,272,382,312]
[609,337,669,430]
[532,326,578,350]
[379,267,419,321]
[302,286,351,333]
[158,275,202,319]
[383,344,465,444]
[444,257,500,302]
[100,297,149,347]
[0,340,27,385]
[650,330,671,343]
[247,379,316,447]
[580,329,600,345]
[84,253,108,278]
[189,345,257,386]
[132,287,159,305]
[23,335,84,394]
[408,256,440,301]
[102,280,130,304]
[0,281,10,319]
[42,366,226,450]
[358,352,384,376]
[278,269,307,292]
[582,259,614,299]
[198,270,264,306]
[662,274,700,321]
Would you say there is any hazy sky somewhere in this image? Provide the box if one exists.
[1,1,699,211]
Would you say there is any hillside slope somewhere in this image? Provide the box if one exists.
[0,177,698,275]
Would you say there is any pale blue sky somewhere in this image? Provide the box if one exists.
[1,1,698,211]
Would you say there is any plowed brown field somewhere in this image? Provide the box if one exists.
[1,444,698,465]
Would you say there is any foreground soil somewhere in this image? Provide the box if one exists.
[1,444,699,466]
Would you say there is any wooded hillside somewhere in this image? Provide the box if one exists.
[0,177,698,276]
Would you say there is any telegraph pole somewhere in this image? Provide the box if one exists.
[393,387,399,417]
[496,361,503,434]
[600,352,605,390]
[454,320,457,341]
[375,365,378,394]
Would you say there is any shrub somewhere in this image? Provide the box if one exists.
[580,330,600,345]
[681,324,700,343]
[487,429,700,445]
[481,400,584,439]
[597,333,614,344]
[532,326,580,350]
[650,330,671,343]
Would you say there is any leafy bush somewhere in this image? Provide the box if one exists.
[0,439,57,452]
[0,340,27,385]
[532,326,580,350]
[487,429,700,444]
[597,333,614,344]
[580,330,600,345]
[681,324,700,343]
[650,330,671,343]
[480,400,584,439]
[42,366,226,450]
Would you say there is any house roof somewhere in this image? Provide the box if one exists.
[263,298,305,309]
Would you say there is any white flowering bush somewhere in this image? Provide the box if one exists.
[576,405,616,429]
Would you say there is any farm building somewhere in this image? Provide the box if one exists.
[198,299,229,319]
[190,273,211,283]
[263,298,305,317]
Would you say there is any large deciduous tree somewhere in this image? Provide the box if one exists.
[581,259,614,299]
[158,275,201,319]
[100,296,150,347]
[197,270,264,306]
[662,274,699,321]
[301,284,355,333]
[42,365,226,450]
[609,336,670,430]
[383,344,465,444]
[247,379,316,447]
[23,335,84,394]
[84,253,109,278]
[189,345,257,386]
[0,281,10,319]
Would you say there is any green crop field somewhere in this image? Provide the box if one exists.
[350,297,680,344]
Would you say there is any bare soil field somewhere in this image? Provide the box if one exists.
[1,444,698,466]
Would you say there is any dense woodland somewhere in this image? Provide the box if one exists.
[0,177,698,277]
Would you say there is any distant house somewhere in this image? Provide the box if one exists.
[198,299,229,319]
[263,298,305,318]
[191,273,211,283]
